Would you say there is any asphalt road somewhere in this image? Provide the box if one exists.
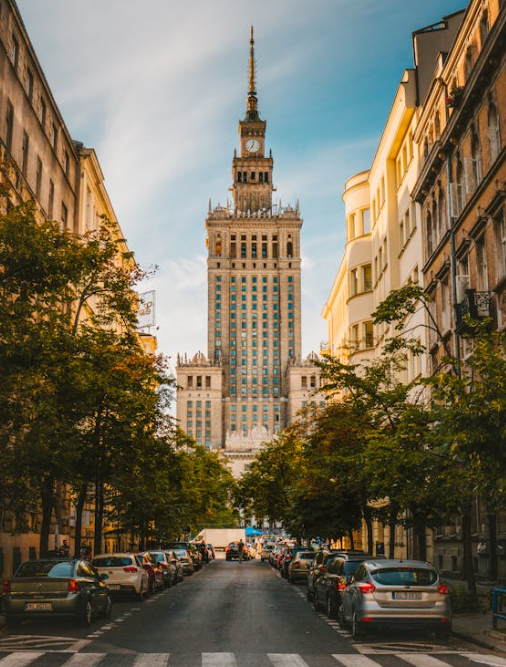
[0,557,502,667]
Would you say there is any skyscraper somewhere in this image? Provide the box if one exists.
[177,28,322,477]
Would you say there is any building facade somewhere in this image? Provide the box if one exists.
[177,30,323,478]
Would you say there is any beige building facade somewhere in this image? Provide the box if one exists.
[177,31,323,477]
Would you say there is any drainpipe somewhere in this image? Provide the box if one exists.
[446,151,461,369]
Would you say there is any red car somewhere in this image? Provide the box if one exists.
[137,553,164,594]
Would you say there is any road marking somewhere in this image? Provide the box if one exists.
[202,653,238,666]
[395,655,453,667]
[132,654,170,667]
[333,654,384,667]
[62,654,105,666]
[0,654,44,666]
[463,656,506,667]
[268,655,310,667]
[68,639,92,653]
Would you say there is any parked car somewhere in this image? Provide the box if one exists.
[271,545,285,569]
[306,550,342,601]
[313,553,372,617]
[165,550,185,582]
[288,551,315,584]
[3,558,111,627]
[195,542,209,564]
[137,552,164,593]
[280,546,309,578]
[261,544,275,562]
[225,541,249,561]
[173,548,195,576]
[167,542,202,571]
[147,551,177,587]
[338,559,452,639]
[93,553,148,601]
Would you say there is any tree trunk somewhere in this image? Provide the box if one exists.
[94,476,104,557]
[414,523,427,561]
[348,530,355,550]
[73,483,88,558]
[488,512,498,582]
[364,509,374,555]
[461,500,477,594]
[39,477,55,558]
[389,506,397,558]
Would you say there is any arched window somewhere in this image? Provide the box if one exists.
[264,172,269,184]
[455,156,466,215]
[471,132,482,188]
[215,235,222,256]
[488,103,501,163]
[438,190,447,240]
[259,172,263,184]
[426,208,434,257]
[243,171,247,182]
[237,171,242,183]
[480,11,489,46]
[287,241,293,258]
[432,198,439,246]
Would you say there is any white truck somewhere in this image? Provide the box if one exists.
[193,528,246,551]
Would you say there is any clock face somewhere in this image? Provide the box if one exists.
[246,138,260,153]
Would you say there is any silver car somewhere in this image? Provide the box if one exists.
[339,559,452,639]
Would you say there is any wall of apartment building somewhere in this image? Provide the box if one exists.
[413,0,506,580]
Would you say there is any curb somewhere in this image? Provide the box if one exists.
[452,630,506,655]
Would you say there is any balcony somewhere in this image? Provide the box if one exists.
[455,289,493,333]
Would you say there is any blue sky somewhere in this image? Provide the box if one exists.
[18,0,466,372]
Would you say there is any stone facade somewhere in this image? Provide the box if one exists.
[176,30,323,477]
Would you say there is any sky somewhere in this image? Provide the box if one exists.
[18,0,466,376]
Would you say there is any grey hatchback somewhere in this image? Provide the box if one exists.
[339,559,452,639]
[2,559,111,627]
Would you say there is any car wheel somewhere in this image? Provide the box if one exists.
[337,604,346,628]
[81,600,93,627]
[103,596,112,618]
[352,612,364,639]
[327,596,336,619]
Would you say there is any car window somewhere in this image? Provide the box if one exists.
[326,559,337,574]
[93,556,133,568]
[352,564,366,582]
[150,552,165,563]
[343,561,362,576]
[371,567,438,586]
[16,561,74,578]
[297,552,315,560]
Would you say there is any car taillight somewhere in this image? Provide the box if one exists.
[2,580,11,594]
[123,566,138,573]
[286,555,292,561]
[437,584,450,595]
[338,582,347,591]
[181,557,189,562]
[226,547,230,552]
[159,563,167,568]
[358,583,375,594]
[68,579,80,593]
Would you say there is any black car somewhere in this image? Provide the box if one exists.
[313,553,371,618]
[280,546,309,578]
[165,542,201,570]
[306,550,343,602]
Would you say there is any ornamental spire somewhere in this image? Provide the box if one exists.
[246,26,259,119]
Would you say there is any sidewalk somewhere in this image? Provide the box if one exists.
[453,611,506,654]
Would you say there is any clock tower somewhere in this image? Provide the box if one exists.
[176,27,323,478]
[232,27,274,214]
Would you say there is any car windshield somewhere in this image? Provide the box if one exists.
[174,550,187,558]
[93,556,133,568]
[371,566,438,586]
[343,561,362,576]
[296,552,315,560]
[149,553,165,562]
[16,561,74,578]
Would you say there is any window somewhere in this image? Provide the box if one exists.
[39,97,47,126]
[61,202,68,229]
[205,376,211,389]
[9,34,19,69]
[5,100,14,153]
[426,208,434,257]
[364,321,374,348]
[362,264,372,291]
[22,130,29,176]
[495,212,506,280]
[51,123,58,150]
[476,235,488,291]
[350,268,358,296]
[348,213,356,240]
[470,133,483,189]
[362,208,371,234]
[488,103,501,164]
[26,67,34,101]
[441,279,450,333]
[35,156,42,198]
[287,241,293,258]
[480,11,489,46]
[48,179,54,218]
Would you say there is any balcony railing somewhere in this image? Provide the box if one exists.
[455,289,492,333]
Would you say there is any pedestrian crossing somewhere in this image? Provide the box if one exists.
[0,651,505,667]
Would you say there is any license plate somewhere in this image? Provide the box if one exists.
[394,591,422,600]
[108,584,120,590]
[25,602,52,611]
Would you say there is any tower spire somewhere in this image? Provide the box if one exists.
[246,26,259,119]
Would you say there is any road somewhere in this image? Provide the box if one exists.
[0,557,503,667]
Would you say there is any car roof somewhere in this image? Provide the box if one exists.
[364,558,435,569]
[93,553,137,558]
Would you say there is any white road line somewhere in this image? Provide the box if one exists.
[333,655,384,667]
[268,655,311,667]
[68,639,93,653]
[462,655,506,667]
[62,654,106,666]
[202,653,238,666]
[132,653,170,667]
[0,654,45,667]
[395,655,453,667]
